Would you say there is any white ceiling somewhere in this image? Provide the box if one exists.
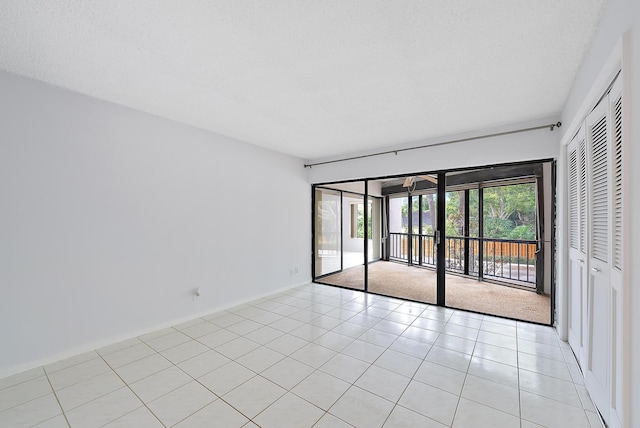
[0,1,606,160]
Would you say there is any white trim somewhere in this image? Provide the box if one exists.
[617,30,632,428]
[559,33,630,428]
[555,146,568,340]
[562,39,623,147]
[558,36,624,341]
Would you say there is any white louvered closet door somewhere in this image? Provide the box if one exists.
[567,72,624,427]
[584,93,612,423]
[566,126,587,365]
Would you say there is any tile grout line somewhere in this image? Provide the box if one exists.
[444,310,477,428]
[321,301,419,428]
[42,371,72,428]
[103,324,265,427]
[96,351,168,428]
[283,296,412,426]
[239,290,365,426]
[5,284,586,428]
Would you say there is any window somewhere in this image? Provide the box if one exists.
[350,202,372,239]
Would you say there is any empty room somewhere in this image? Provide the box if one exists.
[1,1,639,428]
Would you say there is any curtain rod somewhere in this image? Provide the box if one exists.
[304,121,561,168]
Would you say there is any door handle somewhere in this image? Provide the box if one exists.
[578,259,585,263]
[591,267,600,273]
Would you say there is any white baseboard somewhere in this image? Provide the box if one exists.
[0,282,309,380]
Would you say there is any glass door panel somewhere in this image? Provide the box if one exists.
[314,188,342,277]
[369,196,382,262]
[444,168,551,324]
[368,184,436,304]
[388,196,408,262]
[314,162,552,325]
[342,192,366,270]
[420,193,437,268]
[313,183,366,291]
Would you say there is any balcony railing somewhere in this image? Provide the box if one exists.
[389,233,537,286]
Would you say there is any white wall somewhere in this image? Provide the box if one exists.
[0,71,311,378]
[323,181,365,195]
[389,197,405,233]
[307,117,560,184]
[558,0,640,426]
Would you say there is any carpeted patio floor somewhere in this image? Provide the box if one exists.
[317,261,551,324]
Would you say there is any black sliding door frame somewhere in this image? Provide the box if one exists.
[312,182,383,292]
[436,172,446,306]
[311,158,555,325]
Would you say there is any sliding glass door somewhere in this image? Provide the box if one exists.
[313,181,382,291]
[342,192,366,271]
[369,190,438,304]
[369,195,382,263]
[314,188,342,277]
[443,169,551,324]
[313,161,553,325]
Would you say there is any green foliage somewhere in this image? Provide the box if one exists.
[468,189,480,237]
[482,183,536,239]
[444,183,536,240]
[483,184,536,221]
[400,195,436,234]
[397,182,536,241]
[445,192,463,236]
[508,224,536,240]
[483,217,515,238]
[356,204,372,239]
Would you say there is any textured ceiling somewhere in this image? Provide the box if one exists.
[0,1,606,160]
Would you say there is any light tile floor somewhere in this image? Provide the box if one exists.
[0,284,604,428]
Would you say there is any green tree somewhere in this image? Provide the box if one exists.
[401,195,436,234]
[441,184,535,240]
[483,217,515,238]
[445,192,463,237]
[424,194,436,234]
[402,184,535,240]
[508,224,536,240]
[483,183,536,239]
[356,203,372,239]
